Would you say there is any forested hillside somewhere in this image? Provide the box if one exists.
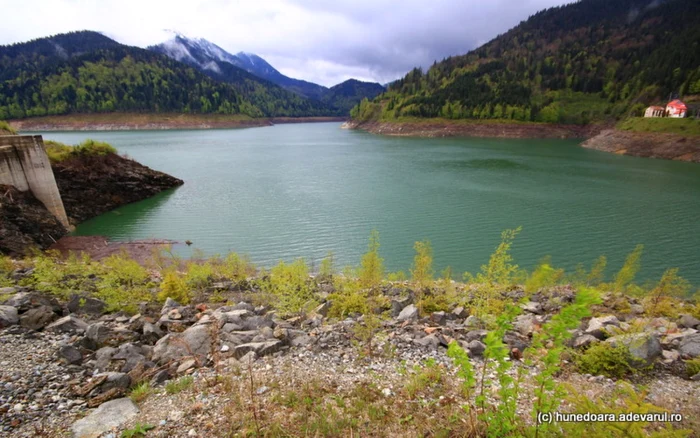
[352,0,700,125]
[320,79,385,114]
[0,31,332,119]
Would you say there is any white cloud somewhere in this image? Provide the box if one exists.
[0,0,573,86]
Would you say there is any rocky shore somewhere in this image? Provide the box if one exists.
[343,119,605,139]
[582,129,700,163]
[0,274,698,437]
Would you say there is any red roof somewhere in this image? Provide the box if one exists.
[667,100,687,110]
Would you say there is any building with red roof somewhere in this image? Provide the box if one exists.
[665,100,688,118]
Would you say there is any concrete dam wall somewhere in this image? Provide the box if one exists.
[0,135,70,228]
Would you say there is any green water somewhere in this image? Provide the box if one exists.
[40,123,700,284]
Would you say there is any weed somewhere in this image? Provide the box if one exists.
[129,382,153,403]
[120,423,155,438]
[359,230,384,290]
[614,245,643,293]
[575,342,636,379]
[165,375,194,394]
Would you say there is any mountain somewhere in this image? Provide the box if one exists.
[149,35,327,100]
[149,35,385,114]
[351,0,700,125]
[0,31,333,119]
[320,79,386,114]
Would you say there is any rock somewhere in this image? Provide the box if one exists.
[464,315,480,327]
[0,305,19,327]
[464,330,487,342]
[67,295,107,315]
[0,286,17,297]
[662,329,697,348]
[390,297,412,317]
[314,302,331,317]
[606,333,662,367]
[4,292,58,312]
[679,333,700,358]
[233,340,282,359]
[100,372,132,392]
[161,298,181,314]
[452,306,468,319]
[661,350,680,363]
[585,315,620,339]
[71,398,139,438]
[503,331,530,352]
[86,323,113,346]
[58,345,82,365]
[397,304,418,322]
[573,334,599,349]
[19,305,56,330]
[46,315,88,334]
[467,340,486,357]
[112,343,150,373]
[414,334,440,349]
[514,314,538,337]
[153,324,213,364]
[95,347,118,372]
[691,373,700,382]
[242,315,274,331]
[142,322,163,345]
[678,315,700,329]
[521,301,543,315]
[430,311,447,326]
[177,359,197,373]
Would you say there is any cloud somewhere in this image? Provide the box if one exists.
[0,0,573,86]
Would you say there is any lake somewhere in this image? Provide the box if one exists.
[40,122,700,284]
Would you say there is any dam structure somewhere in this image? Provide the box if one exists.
[0,135,70,228]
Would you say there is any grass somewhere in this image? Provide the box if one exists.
[45,139,117,163]
[0,120,17,134]
[618,117,700,136]
[165,375,194,395]
[129,382,153,403]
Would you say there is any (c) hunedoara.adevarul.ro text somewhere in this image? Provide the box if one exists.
[537,412,684,424]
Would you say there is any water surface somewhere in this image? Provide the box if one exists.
[40,123,700,284]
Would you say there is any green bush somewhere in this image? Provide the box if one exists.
[359,230,384,290]
[45,139,117,163]
[575,342,636,379]
[410,240,434,289]
[264,259,316,315]
[95,253,153,313]
[686,358,700,378]
[158,271,192,304]
[613,245,643,293]
[0,120,16,134]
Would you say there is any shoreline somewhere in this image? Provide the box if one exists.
[7,114,346,132]
[582,129,700,163]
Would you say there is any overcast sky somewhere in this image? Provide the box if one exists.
[0,0,573,87]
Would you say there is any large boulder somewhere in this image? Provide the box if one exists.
[585,315,620,339]
[514,314,538,337]
[678,315,700,330]
[397,304,418,322]
[606,333,662,367]
[67,295,107,315]
[3,292,59,312]
[679,333,700,358]
[153,323,213,364]
[19,305,57,330]
[71,398,139,438]
[0,305,19,327]
[232,340,282,359]
[46,315,88,334]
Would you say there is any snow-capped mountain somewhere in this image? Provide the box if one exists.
[149,35,327,100]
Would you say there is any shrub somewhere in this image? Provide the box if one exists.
[44,140,74,162]
[643,268,692,317]
[410,240,434,289]
[185,261,215,294]
[158,271,192,304]
[318,252,335,280]
[686,358,700,379]
[0,255,14,287]
[45,139,117,163]
[31,251,98,299]
[575,342,636,379]
[359,230,384,290]
[96,253,152,313]
[216,251,254,281]
[165,375,194,394]
[0,120,16,134]
[613,245,643,292]
[264,259,316,315]
[75,139,117,156]
[524,256,564,295]
[129,382,153,403]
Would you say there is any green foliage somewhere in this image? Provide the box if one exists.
[410,240,434,289]
[216,251,254,281]
[121,423,155,438]
[525,257,564,295]
[686,357,700,378]
[264,259,316,316]
[0,255,14,287]
[644,268,692,317]
[619,118,700,137]
[129,382,153,403]
[403,358,444,399]
[0,120,16,134]
[575,342,636,379]
[30,251,98,299]
[318,252,335,279]
[45,139,117,163]
[329,274,368,318]
[614,245,643,293]
[587,255,608,286]
[386,271,407,282]
[562,382,692,437]
[165,375,194,394]
[184,261,214,294]
[95,253,152,313]
[158,271,192,304]
[464,227,522,317]
[358,230,384,290]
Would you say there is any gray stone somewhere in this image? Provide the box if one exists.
[465,330,487,342]
[71,398,139,438]
[573,334,600,349]
[314,302,331,317]
[86,323,113,345]
[397,304,418,322]
[141,322,163,345]
[94,347,117,372]
[464,315,480,327]
[112,343,149,373]
[585,315,620,339]
[452,306,468,319]
[466,340,486,357]
[100,372,132,392]
[19,305,56,330]
[0,286,17,297]
[233,340,282,359]
[220,330,259,346]
[161,298,181,314]
[514,314,538,337]
[661,350,680,363]
[0,305,19,327]
[679,333,700,358]
[521,301,543,315]
[67,295,106,315]
[606,333,662,367]
[4,292,58,312]
[390,297,412,317]
[691,373,700,382]
[678,315,700,329]
[233,302,256,312]
[46,315,88,334]
[242,315,274,331]
[430,311,447,326]
[153,324,213,364]
[58,345,82,365]
[414,334,440,349]
[176,359,197,373]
